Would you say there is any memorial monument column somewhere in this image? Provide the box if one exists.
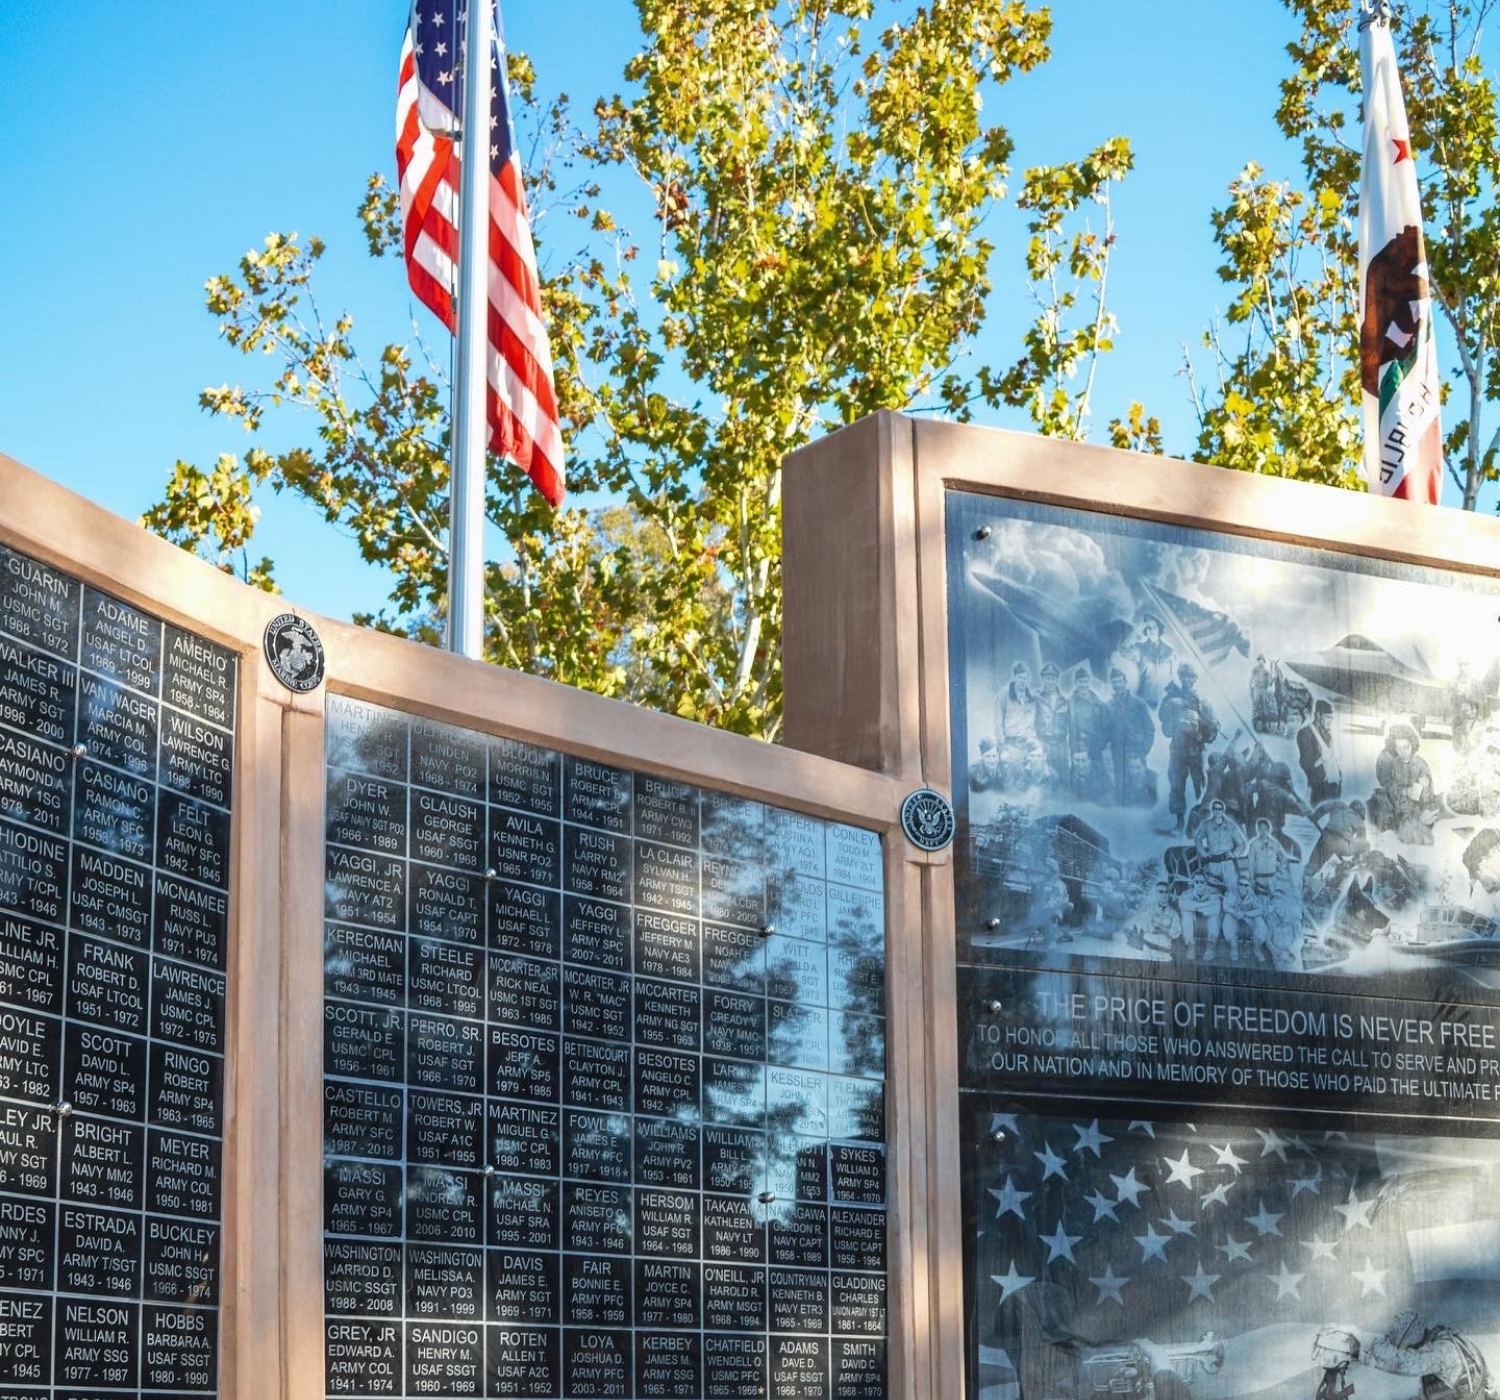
[784,412,1500,1400]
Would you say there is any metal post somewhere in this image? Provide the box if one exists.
[448,0,493,659]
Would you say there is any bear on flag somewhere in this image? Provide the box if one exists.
[1358,5,1444,505]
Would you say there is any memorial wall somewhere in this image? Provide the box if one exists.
[0,539,234,1398]
[13,414,1498,1400]
[945,489,1500,1400]
[0,445,906,1400]
[774,412,1500,1400]
[319,697,890,1400]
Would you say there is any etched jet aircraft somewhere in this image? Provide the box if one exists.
[1283,633,1496,717]
[970,569,1135,675]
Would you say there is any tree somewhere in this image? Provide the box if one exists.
[992,136,1145,444]
[1192,0,1500,508]
[1187,164,1364,488]
[148,1,1137,737]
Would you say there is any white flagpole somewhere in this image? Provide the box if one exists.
[448,0,493,658]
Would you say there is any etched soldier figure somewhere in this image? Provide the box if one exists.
[1451,658,1490,752]
[1461,828,1500,919]
[1262,868,1304,965]
[1369,722,1441,846]
[1034,662,1071,787]
[1454,696,1485,755]
[1199,748,1250,831]
[1313,1328,1359,1400]
[1139,881,1184,960]
[1307,800,1370,878]
[1221,874,1270,963]
[1031,855,1072,938]
[968,738,1003,792]
[996,661,1049,785]
[1069,666,1107,767]
[1250,654,1276,732]
[1104,667,1157,807]
[1195,798,1248,889]
[1297,699,1343,804]
[1178,871,1225,960]
[996,661,1035,747]
[1314,1311,1496,1400]
[1067,743,1110,804]
[1248,760,1313,858]
[1126,611,1175,706]
[1247,816,1290,894]
[1160,664,1218,833]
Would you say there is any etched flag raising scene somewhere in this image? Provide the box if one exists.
[396,0,565,507]
[1358,4,1444,505]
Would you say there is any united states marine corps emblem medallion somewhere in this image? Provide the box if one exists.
[263,613,326,693]
[900,788,954,852]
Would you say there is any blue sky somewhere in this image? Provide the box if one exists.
[2,2,1309,622]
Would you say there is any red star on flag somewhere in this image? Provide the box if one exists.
[1392,137,1412,163]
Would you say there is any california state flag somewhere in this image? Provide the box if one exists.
[1358,13,1444,504]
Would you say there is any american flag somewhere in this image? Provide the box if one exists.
[396,0,565,507]
[1144,582,1252,669]
[967,1104,1500,1400]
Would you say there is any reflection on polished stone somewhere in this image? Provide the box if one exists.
[321,696,890,1399]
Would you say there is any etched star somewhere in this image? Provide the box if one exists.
[1289,1174,1322,1198]
[989,1175,1033,1221]
[1041,1219,1083,1264]
[1084,1189,1120,1223]
[991,1261,1035,1302]
[1128,1121,1156,1137]
[1212,1142,1248,1174]
[1256,1127,1289,1162]
[1182,1262,1220,1302]
[1269,1262,1305,1300]
[1074,1119,1114,1157]
[1216,1235,1253,1263]
[1135,1223,1171,1262]
[1160,1208,1196,1237]
[1333,1186,1376,1233]
[990,1113,1021,1139]
[1034,1141,1069,1181]
[1353,1257,1389,1297]
[1091,1264,1129,1306]
[1244,1201,1285,1237]
[1163,1149,1204,1188]
[1200,1182,1233,1209]
[1111,1167,1149,1208]
[1302,1235,1340,1264]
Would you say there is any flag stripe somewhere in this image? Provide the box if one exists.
[1359,17,1442,506]
[396,0,565,507]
